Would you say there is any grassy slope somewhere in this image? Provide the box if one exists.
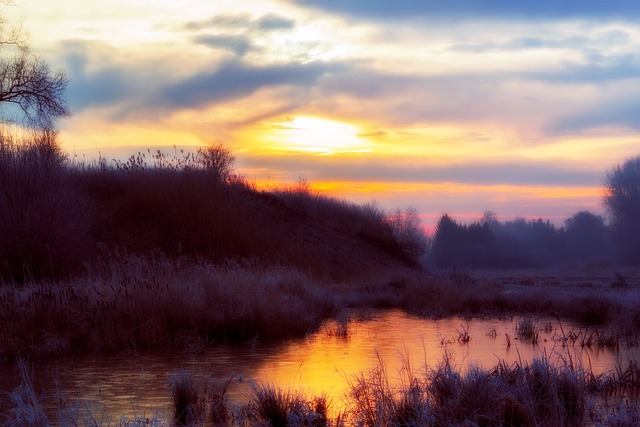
[0,135,420,283]
[77,168,418,282]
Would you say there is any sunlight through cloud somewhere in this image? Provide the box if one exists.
[264,116,372,154]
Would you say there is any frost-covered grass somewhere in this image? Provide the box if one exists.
[0,255,342,357]
[4,354,640,426]
[2,259,640,358]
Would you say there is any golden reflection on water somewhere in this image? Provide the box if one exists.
[253,310,637,413]
[1,310,637,421]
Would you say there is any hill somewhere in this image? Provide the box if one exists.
[0,132,424,284]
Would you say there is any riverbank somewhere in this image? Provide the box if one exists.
[2,256,640,359]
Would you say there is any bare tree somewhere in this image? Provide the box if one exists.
[0,8,69,128]
[196,142,235,182]
[389,207,429,258]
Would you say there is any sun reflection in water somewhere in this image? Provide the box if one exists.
[1,310,636,421]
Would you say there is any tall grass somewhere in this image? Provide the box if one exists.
[3,258,640,357]
[0,129,91,282]
[169,371,205,426]
[4,353,640,426]
[345,353,636,426]
[0,254,339,357]
[3,359,48,426]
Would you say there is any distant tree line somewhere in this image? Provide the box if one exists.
[431,211,609,269]
[431,156,640,269]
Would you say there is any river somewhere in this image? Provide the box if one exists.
[1,309,637,422]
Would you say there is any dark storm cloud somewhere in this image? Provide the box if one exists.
[287,0,640,22]
[161,60,340,109]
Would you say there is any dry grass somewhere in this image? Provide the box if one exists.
[3,262,640,358]
[0,255,341,357]
[516,318,539,345]
[3,359,48,426]
[4,353,640,426]
[247,381,329,427]
[169,371,205,426]
[168,371,233,426]
[343,352,640,426]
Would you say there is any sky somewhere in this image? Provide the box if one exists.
[5,0,640,233]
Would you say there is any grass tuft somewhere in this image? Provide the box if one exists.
[248,381,327,427]
[516,317,539,345]
[169,371,205,426]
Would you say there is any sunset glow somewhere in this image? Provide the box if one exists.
[261,116,371,154]
[8,0,640,229]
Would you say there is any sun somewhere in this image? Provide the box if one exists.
[264,116,372,154]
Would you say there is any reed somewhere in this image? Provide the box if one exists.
[247,381,329,427]
[208,378,232,424]
[169,371,204,426]
[5,352,640,426]
[4,359,48,427]
[0,255,341,357]
[4,261,640,358]
[516,317,539,345]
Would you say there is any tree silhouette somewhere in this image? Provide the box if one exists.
[432,214,462,268]
[0,9,69,128]
[564,211,609,262]
[389,207,429,258]
[196,142,235,183]
[604,156,640,264]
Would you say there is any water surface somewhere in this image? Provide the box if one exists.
[1,310,636,420]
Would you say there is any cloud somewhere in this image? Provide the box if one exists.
[450,35,593,53]
[255,14,296,31]
[61,41,138,110]
[239,153,602,186]
[287,1,640,22]
[193,34,253,56]
[58,35,344,123]
[58,23,640,139]
[524,54,640,84]
[161,60,341,109]
[184,13,295,32]
[184,13,296,57]
[548,95,640,133]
